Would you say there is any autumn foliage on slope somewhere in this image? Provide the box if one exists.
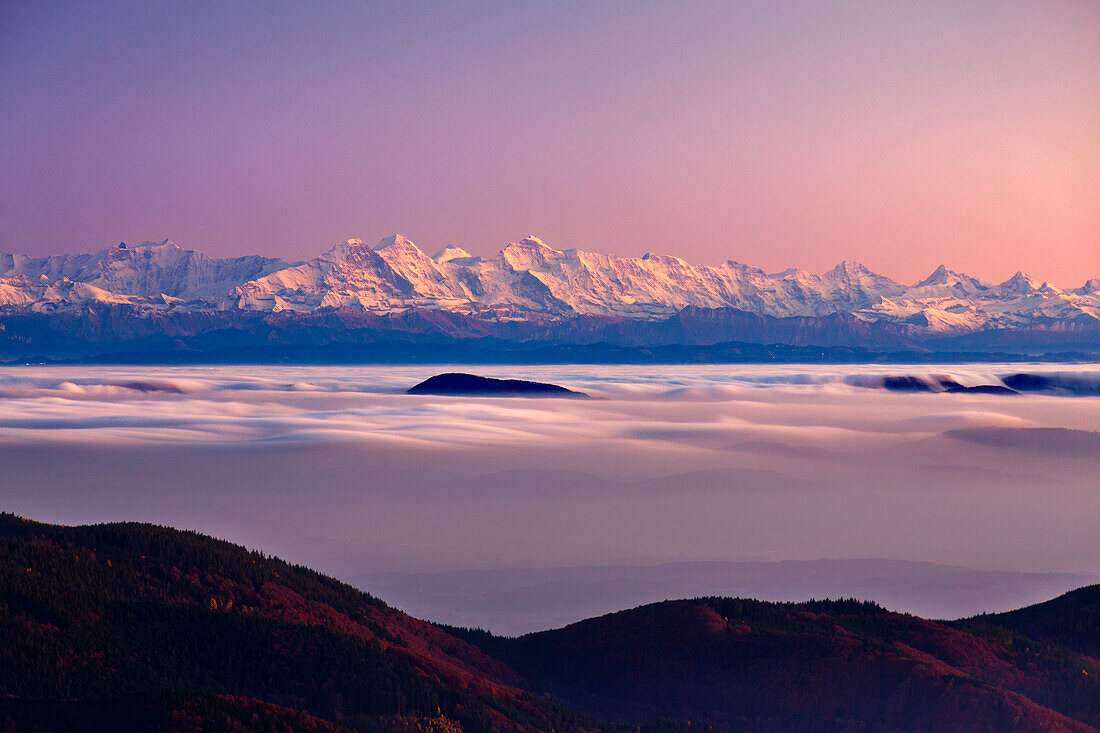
[0,514,611,733]
[454,597,1100,732]
[3,513,1097,733]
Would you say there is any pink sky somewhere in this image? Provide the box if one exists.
[2,1,1097,286]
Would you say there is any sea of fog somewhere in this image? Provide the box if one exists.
[0,363,1097,632]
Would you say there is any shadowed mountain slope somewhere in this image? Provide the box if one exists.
[3,514,1098,732]
[0,693,354,733]
[955,585,1100,660]
[451,596,1100,732]
[0,514,634,733]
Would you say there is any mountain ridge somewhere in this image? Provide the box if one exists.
[2,235,1098,360]
[3,235,1096,326]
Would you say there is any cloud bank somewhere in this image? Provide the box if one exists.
[0,364,1096,601]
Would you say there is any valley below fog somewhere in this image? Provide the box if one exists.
[1,363,1096,633]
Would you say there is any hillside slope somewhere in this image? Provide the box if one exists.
[3,514,1097,732]
[453,596,1100,732]
[956,585,1100,660]
[0,514,616,733]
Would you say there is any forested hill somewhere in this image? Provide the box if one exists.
[449,596,1100,732]
[954,585,1100,660]
[0,514,649,733]
[2,513,1098,732]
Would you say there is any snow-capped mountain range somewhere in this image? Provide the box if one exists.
[1,235,1097,336]
[0,240,291,307]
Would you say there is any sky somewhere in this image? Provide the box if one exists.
[2,1,1097,286]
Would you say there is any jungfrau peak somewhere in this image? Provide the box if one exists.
[0,234,1097,335]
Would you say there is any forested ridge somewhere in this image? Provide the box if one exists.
[0,514,679,733]
[2,513,1097,732]
[448,596,1100,731]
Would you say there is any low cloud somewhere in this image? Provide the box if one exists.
[0,364,1095,589]
[944,427,1100,458]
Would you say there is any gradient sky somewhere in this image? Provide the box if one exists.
[2,1,1097,286]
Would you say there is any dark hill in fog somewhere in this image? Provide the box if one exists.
[408,372,588,397]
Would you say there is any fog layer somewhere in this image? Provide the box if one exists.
[0,364,1096,628]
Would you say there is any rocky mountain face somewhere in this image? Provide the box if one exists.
[1,235,1097,359]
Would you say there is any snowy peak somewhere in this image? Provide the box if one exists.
[826,259,895,284]
[998,271,1042,295]
[912,265,989,297]
[816,260,903,305]
[433,245,475,263]
[500,236,563,271]
[519,235,552,248]
[370,235,434,268]
[827,259,869,276]
[372,234,418,252]
[0,241,292,301]
[507,236,560,257]
[1,235,1096,335]
[327,238,369,257]
[639,252,692,269]
[917,264,956,285]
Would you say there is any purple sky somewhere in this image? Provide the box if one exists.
[2,1,1097,286]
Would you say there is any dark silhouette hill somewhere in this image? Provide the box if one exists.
[0,514,622,733]
[0,693,353,733]
[408,372,587,397]
[956,585,1100,659]
[3,513,1098,732]
[451,596,1100,732]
